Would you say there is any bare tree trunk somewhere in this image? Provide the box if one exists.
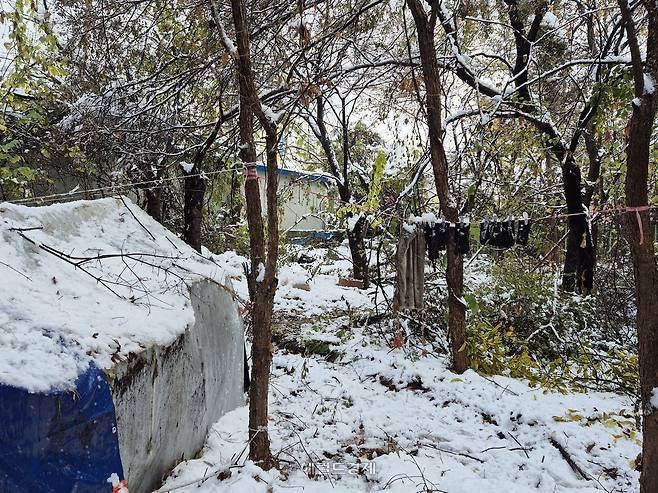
[407,0,468,373]
[224,0,280,468]
[347,216,369,287]
[183,169,206,252]
[561,154,594,294]
[617,1,658,490]
[311,95,369,287]
[582,119,604,290]
[626,111,658,493]
[229,162,243,223]
[144,187,162,223]
[181,88,223,253]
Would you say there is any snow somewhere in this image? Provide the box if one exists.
[207,245,373,316]
[409,212,439,225]
[542,12,559,30]
[644,73,656,95]
[156,248,641,493]
[347,213,362,232]
[0,197,230,392]
[261,102,282,124]
[219,29,238,57]
[256,262,265,283]
[158,321,640,493]
[402,222,416,233]
[651,388,658,412]
[180,161,194,173]
[107,473,127,492]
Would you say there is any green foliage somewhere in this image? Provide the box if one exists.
[205,218,251,256]
[302,338,342,362]
[336,150,387,228]
[469,256,597,357]
[465,322,538,378]
[465,318,638,397]
[0,2,67,199]
[0,165,44,199]
[463,256,638,397]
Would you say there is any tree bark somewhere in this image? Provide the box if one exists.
[617,1,658,491]
[407,0,469,373]
[144,187,162,223]
[347,216,369,287]
[581,119,605,290]
[560,153,594,294]
[226,0,279,468]
[183,169,206,252]
[311,96,369,287]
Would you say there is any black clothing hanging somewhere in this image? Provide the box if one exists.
[434,221,448,251]
[479,219,490,245]
[516,218,532,245]
[424,224,442,260]
[457,222,470,254]
[501,219,516,248]
[488,220,503,248]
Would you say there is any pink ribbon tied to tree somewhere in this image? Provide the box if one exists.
[626,205,650,245]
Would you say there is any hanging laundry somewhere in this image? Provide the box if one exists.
[394,225,425,311]
[424,224,440,260]
[479,217,519,250]
[424,220,448,260]
[434,220,448,251]
[479,219,490,245]
[501,218,516,248]
[456,221,470,254]
[516,213,532,245]
[488,219,504,248]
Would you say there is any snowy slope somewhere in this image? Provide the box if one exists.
[156,254,640,493]
[210,247,374,315]
[0,197,230,392]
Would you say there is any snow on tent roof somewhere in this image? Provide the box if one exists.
[0,197,231,393]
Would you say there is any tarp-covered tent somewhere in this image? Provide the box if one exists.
[0,364,124,492]
[0,198,245,492]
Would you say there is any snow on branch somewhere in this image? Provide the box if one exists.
[209,0,238,58]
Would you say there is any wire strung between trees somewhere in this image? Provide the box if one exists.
[7,162,336,206]
[378,203,657,227]
[6,168,656,243]
[8,168,240,205]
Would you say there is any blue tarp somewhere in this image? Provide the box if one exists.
[0,363,124,492]
[290,231,337,245]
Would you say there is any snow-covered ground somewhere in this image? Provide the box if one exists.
[156,246,641,493]
[209,246,375,315]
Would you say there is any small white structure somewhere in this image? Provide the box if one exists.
[0,198,245,493]
[255,164,337,233]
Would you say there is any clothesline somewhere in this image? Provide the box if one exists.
[382,203,657,248]
[5,168,657,245]
[6,166,339,206]
[377,203,658,227]
[7,168,240,206]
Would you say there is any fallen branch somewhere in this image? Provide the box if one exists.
[508,432,530,459]
[0,260,32,281]
[423,442,485,463]
[549,437,590,481]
